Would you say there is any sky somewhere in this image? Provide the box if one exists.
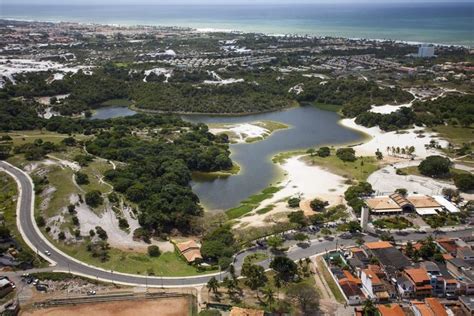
[3,0,473,4]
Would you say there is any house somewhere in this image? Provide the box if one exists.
[403,268,433,297]
[363,241,412,276]
[339,278,365,305]
[229,307,264,316]
[459,296,474,316]
[365,194,450,216]
[0,278,13,298]
[361,268,389,301]
[457,247,474,262]
[425,298,448,316]
[397,275,415,298]
[175,240,202,264]
[377,304,406,316]
[445,257,474,295]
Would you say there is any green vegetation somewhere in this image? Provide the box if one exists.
[304,152,379,182]
[309,204,347,224]
[316,257,345,303]
[373,216,413,230]
[311,102,341,113]
[57,240,215,276]
[297,78,412,118]
[418,155,451,177]
[0,172,43,268]
[344,182,374,215]
[424,212,464,228]
[226,186,281,219]
[244,252,269,265]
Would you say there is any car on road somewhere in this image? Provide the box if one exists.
[87,290,96,295]
[44,250,51,256]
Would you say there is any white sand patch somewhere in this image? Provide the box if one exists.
[339,118,447,159]
[369,90,417,114]
[0,58,91,86]
[143,68,172,83]
[237,155,349,228]
[73,195,173,252]
[210,122,270,143]
[48,155,81,172]
[260,156,348,211]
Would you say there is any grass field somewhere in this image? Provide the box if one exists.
[79,160,114,193]
[430,125,474,147]
[303,153,379,182]
[1,130,91,147]
[399,166,469,178]
[0,172,45,267]
[56,241,217,276]
[226,186,281,219]
[316,257,345,303]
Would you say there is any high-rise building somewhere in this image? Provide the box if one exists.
[360,206,369,231]
[418,44,435,58]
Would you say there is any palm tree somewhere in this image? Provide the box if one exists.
[207,277,219,298]
[262,287,275,306]
[362,299,378,316]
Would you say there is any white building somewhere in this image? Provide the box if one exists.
[418,45,435,58]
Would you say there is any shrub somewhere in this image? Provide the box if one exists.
[336,148,356,162]
[85,190,103,207]
[418,155,451,178]
[317,146,330,157]
[147,245,161,257]
[453,173,474,192]
[288,197,301,208]
[75,172,89,185]
[36,215,46,227]
[310,198,328,211]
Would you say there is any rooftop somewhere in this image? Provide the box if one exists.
[425,298,448,316]
[404,268,430,284]
[365,241,393,250]
[366,197,402,211]
[377,304,406,316]
[407,195,441,209]
[229,307,264,316]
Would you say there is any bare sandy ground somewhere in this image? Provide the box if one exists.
[237,156,348,228]
[339,118,448,159]
[21,297,190,316]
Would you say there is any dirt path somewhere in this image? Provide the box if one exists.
[311,256,343,315]
[21,297,190,316]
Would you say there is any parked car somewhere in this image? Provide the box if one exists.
[44,250,51,256]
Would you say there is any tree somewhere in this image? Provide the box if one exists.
[345,221,362,234]
[310,198,328,212]
[288,197,301,208]
[362,299,378,316]
[294,232,309,242]
[67,204,76,214]
[36,215,46,227]
[72,216,79,226]
[85,190,103,207]
[375,149,383,160]
[0,227,10,239]
[75,172,89,185]
[418,155,451,178]
[286,282,319,313]
[262,286,275,306]
[270,256,298,282]
[206,276,220,296]
[95,226,108,240]
[306,148,316,156]
[453,173,474,192]
[395,188,407,196]
[317,147,330,157]
[288,211,308,227]
[58,231,66,240]
[267,235,284,250]
[241,263,268,297]
[147,245,161,257]
[336,148,356,162]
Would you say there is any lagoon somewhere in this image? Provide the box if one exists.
[92,105,364,210]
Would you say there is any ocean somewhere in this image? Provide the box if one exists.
[1,2,473,46]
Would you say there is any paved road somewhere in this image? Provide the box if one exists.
[1,160,472,288]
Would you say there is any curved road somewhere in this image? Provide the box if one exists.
[1,160,472,288]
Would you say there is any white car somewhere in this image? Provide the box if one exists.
[44,250,51,256]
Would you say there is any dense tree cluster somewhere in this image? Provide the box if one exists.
[412,93,474,127]
[418,155,451,178]
[297,78,412,117]
[200,225,237,266]
[355,107,417,131]
[87,123,232,234]
[344,182,374,214]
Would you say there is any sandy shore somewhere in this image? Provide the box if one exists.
[237,155,348,227]
[339,118,447,159]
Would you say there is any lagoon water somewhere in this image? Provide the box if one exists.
[2,2,473,46]
[91,106,364,210]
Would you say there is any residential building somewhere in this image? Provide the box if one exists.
[378,304,406,316]
[403,268,433,297]
[175,240,202,264]
[361,268,389,301]
[459,296,474,316]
